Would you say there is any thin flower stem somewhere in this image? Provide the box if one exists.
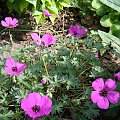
[38,47,49,77]
[42,57,49,77]
[9,30,13,46]
[13,75,16,83]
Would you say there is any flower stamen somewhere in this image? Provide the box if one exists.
[32,105,40,112]
[99,90,107,97]
[12,67,17,72]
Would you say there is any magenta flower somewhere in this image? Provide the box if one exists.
[21,92,52,118]
[31,33,43,46]
[1,17,19,28]
[91,78,119,109]
[31,33,56,46]
[69,25,87,37]
[5,58,26,76]
[41,79,46,84]
[42,34,56,46]
[114,72,120,82]
[42,9,53,17]
[95,53,100,59]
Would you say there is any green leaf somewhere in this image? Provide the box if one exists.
[96,6,106,16]
[7,1,13,13]
[41,0,46,4]
[109,12,119,23]
[49,14,57,25]
[8,0,14,2]
[47,6,58,15]
[100,15,112,27]
[13,0,21,15]
[25,0,36,8]
[33,11,46,24]
[110,21,120,38]
[59,0,70,7]
[98,30,120,53]
[92,0,102,9]
[20,0,29,12]
[100,0,120,12]
[0,114,9,120]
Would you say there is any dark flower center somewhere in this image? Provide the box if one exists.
[9,24,13,27]
[32,105,40,112]
[73,31,79,36]
[99,90,107,97]
[12,67,17,72]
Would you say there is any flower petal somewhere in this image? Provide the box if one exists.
[5,58,15,75]
[1,20,9,27]
[97,97,109,109]
[114,72,120,82]
[12,18,18,25]
[39,96,52,108]
[39,96,52,116]
[91,91,100,103]
[15,62,26,75]
[42,34,56,46]
[104,78,117,91]
[31,33,41,46]
[42,9,53,16]
[21,98,33,111]
[27,92,42,106]
[92,78,104,91]
[77,28,87,37]
[69,25,80,36]
[5,17,12,25]
[40,107,52,116]
[107,91,120,104]
[5,58,15,67]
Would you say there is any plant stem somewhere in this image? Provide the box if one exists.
[13,75,16,83]
[42,56,49,77]
[9,30,13,45]
[38,47,49,77]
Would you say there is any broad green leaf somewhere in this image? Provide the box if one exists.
[110,22,120,38]
[13,0,21,15]
[41,0,46,4]
[7,1,13,13]
[0,114,9,120]
[25,0,36,8]
[20,0,29,12]
[33,10,41,16]
[92,0,102,9]
[8,0,14,2]
[100,0,120,12]
[49,14,57,25]
[47,6,58,15]
[59,0,70,7]
[98,30,120,53]
[96,6,106,16]
[100,15,112,27]
[33,12,46,24]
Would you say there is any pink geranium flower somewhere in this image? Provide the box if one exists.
[31,33,43,46]
[95,52,100,59]
[42,34,56,46]
[42,9,53,17]
[5,58,26,76]
[41,79,46,84]
[1,17,19,28]
[91,78,119,109]
[21,92,52,118]
[69,25,87,37]
[31,33,56,46]
[114,72,120,82]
